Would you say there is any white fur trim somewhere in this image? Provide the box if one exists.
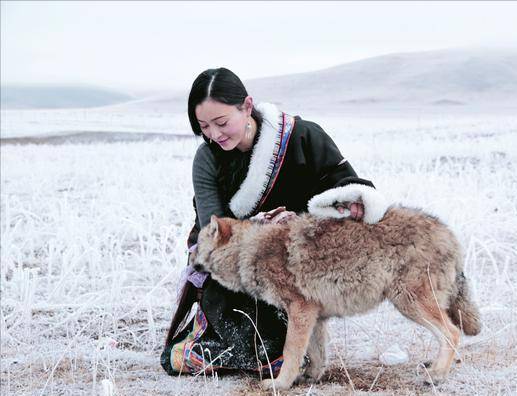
[229,102,281,218]
[308,184,389,224]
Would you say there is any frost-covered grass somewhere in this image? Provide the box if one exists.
[0,108,190,138]
[1,112,517,395]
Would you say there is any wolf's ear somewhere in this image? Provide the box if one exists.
[209,215,219,234]
[209,215,232,244]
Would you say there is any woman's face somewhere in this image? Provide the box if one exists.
[195,97,252,151]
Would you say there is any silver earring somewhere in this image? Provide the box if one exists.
[245,120,252,139]
[209,138,213,144]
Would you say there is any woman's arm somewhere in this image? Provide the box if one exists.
[192,144,226,228]
[295,119,374,195]
[297,119,388,223]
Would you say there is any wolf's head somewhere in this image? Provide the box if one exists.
[190,215,243,292]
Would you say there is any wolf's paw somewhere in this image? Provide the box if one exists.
[261,378,293,390]
[423,376,444,387]
[418,362,447,386]
[295,373,319,385]
[422,369,446,387]
[297,365,324,384]
[422,358,460,369]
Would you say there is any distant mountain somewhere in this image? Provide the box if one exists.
[245,48,517,109]
[1,85,134,109]
[125,47,517,112]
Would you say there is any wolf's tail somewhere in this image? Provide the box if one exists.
[448,271,482,336]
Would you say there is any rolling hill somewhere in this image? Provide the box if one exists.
[128,47,517,113]
[1,85,134,109]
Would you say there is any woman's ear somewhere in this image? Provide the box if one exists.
[244,96,253,116]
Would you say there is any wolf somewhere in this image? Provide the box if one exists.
[190,207,481,390]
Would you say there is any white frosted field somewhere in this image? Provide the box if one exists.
[1,109,517,395]
[0,108,190,138]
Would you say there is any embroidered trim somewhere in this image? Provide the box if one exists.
[229,102,296,218]
[169,307,284,375]
[257,113,296,210]
[170,307,209,374]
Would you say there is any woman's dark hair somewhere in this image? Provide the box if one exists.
[188,68,264,211]
[188,67,263,141]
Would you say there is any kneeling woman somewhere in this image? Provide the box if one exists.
[161,67,386,376]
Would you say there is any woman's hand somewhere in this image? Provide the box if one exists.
[334,202,364,221]
[250,206,297,224]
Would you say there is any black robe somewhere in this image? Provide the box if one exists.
[161,103,376,374]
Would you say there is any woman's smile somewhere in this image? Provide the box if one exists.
[217,136,230,145]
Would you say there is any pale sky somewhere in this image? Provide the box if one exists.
[2,1,517,94]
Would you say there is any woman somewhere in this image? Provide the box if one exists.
[161,67,388,376]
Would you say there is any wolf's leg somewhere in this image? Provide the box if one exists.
[296,318,328,383]
[419,303,460,384]
[392,291,461,385]
[261,300,319,390]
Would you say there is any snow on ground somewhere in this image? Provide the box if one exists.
[1,110,517,395]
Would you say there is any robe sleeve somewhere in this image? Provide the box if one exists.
[191,144,227,228]
[187,144,228,248]
[297,119,389,224]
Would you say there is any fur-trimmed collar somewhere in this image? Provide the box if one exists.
[228,103,389,224]
[308,183,389,224]
[229,102,282,219]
